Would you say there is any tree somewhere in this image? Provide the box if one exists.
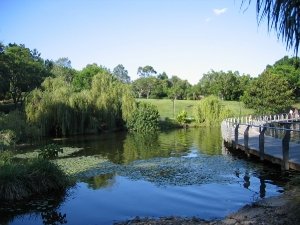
[137,65,157,77]
[263,56,300,97]
[132,76,157,99]
[113,64,130,83]
[72,63,107,91]
[241,71,294,114]
[193,96,233,126]
[168,76,191,100]
[0,43,49,107]
[51,58,76,85]
[244,0,300,54]
[198,70,248,100]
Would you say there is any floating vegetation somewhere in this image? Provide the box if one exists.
[54,156,107,175]
[77,155,250,186]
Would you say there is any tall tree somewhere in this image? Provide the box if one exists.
[113,64,130,83]
[51,57,76,85]
[242,71,294,114]
[0,43,49,106]
[244,0,300,54]
[72,63,108,91]
[168,76,191,100]
[263,56,300,97]
[137,65,157,78]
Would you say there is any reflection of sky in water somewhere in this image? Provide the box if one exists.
[3,128,288,225]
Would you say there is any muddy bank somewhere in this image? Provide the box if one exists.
[115,187,300,225]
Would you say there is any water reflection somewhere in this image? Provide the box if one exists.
[194,127,222,155]
[0,191,68,225]
[2,128,295,225]
[84,173,115,190]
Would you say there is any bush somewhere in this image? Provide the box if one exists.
[0,130,16,150]
[0,158,72,201]
[0,150,13,165]
[126,102,160,133]
[39,143,63,159]
[176,110,188,125]
[193,96,233,126]
[0,110,38,144]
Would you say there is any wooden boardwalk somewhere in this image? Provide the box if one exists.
[221,116,300,170]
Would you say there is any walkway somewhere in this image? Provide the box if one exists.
[221,114,300,170]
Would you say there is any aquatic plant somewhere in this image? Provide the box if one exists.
[0,158,72,201]
[38,143,63,159]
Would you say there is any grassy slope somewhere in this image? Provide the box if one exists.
[137,99,254,119]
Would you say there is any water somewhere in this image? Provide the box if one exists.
[0,128,289,225]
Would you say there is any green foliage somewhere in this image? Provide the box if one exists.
[39,143,63,159]
[198,70,251,100]
[176,110,188,125]
[0,150,13,165]
[0,43,50,106]
[0,110,36,144]
[137,65,157,77]
[72,63,108,91]
[263,56,300,97]
[113,64,130,83]
[127,102,160,133]
[193,96,233,126]
[242,71,294,114]
[0,130,16,150]
[168,76,191,100]
[0,158,71,201]
[245,0,300,54]
[25,71,135,137]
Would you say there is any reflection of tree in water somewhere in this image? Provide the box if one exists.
[41,210,67,225]
[122,130,194,164]
[159,129,193,154]
[84,173,115,190]
[0,191,68,225]
[194,127,222,155]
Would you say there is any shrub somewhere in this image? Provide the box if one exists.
[193,95,233,126]
[0,150,13,165]
[176,110,188,125]
[0,158,72,201]
[0,130,16,150]
[38,143,63,159]
[126,102,160,133]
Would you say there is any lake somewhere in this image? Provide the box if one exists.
[0,127,289,225]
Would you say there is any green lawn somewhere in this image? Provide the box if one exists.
[137,99,254,119]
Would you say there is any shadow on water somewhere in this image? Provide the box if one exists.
[2,127,299,225]
[0,190,68,225]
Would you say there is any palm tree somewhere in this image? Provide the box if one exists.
[244,0,300,54]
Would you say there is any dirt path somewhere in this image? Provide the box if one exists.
[115,187,300,225]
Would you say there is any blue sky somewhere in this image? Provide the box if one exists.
[0,0,292,84]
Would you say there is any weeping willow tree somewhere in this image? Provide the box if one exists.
[25,70,135,137]
[243,0,300,54]
[193,96,233,126]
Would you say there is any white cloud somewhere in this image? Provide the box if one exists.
[213,8,227,16]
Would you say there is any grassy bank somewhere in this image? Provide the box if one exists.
[137,99,254,119]
[0,156,72,202]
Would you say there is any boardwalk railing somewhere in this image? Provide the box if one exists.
[221,114,300,170]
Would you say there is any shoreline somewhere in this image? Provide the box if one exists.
[115,187,300,225]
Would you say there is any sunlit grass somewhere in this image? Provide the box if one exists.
[137,98,254,119]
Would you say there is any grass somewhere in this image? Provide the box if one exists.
[137,98,254,119]
[0,158,72,201]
